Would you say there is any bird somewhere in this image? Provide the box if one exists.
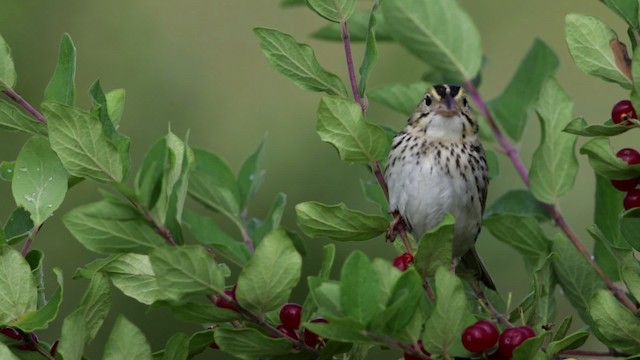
[384,84,495,290]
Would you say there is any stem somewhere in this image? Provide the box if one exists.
[239,209,255,253]
[16,329,55,360]
[365,332,430,359]
[340,21,365,111]
[463,80,638,313]
[2,86,47,124]
[471,282,513,327]
[128,198,177,246]
[21,225,41,257]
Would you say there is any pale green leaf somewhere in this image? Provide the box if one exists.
[415,213,454,278]
[0,246,37,324]
[215,327,292,360]
[0,343,19,360]
[357,1,379,96]
[80,273,111,342]
[12,268,63,331]
[295,201,387,241]
[11,136,67,225]
[317,96,388,163]
[161,332,189,360]
[368,82,429,116]
[483,215,550,271]
[44,33,76,105]
[564,117,639,136]
[580,137,640,179]
[188,148,240,220]
[382,0,482,81]
[340,251,382,324]
[106,89,126,125]
[254,27,347,96]
[58,310,86,360]
[589,290,640,353]
[0,98,47,135]
[101,253,171,305]
[307,0,357,22]
[546,330,589,357]
[0,33,16,87]
[529,78,578,203]
[103,315,152,360]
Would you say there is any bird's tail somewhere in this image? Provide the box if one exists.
[460,248,496,291]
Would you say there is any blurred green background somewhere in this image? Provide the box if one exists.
[0,0,634,358]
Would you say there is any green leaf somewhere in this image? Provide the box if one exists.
[360,180,388,214]
[422,268,474,358]
[357,1,379,96]
[580,137,640,179]
[484,189,550,221]
[382,0,482,81]
[57,310,87,360]
[183,210,250,266]
[3,207,34,244]
[236,229,302,315]
[483,215,550,271]
[0,342,20,360]
[0,161,13,182]
[317,96,388,163]
[370,270,424,339]
[63,200,167,254]
[528,253,557,328]
[237,138,266,209]
[319,244,336,280]
[11,136,67,226]
[529,78,578,203]
[589,290,640,353]
[563,117,639,136]
[135,138,166,209]
[512,333,548,360]
[12,268,63,331]
[304,316,370,343]
[248,192,288,245]
[308,277,343,317]
[100,253,171,305]
[0,33,17,88]
[157,300,242,323]
[150,245,225,300]
[44,33,76,105]
[546,330,589,357]
[25,249,45,307]
[368,82,428,115]
[307,0,356,22]
[565,14,632,88]
[486,149,499,180]
[488,39,559,141]
[340,251,381,324]
[552,233,605,325]
[415,213,454,278]
[44,102,126,182]
[599,0,639,30]
[188,147,240,220]
[0,246,37,325]
[80,272,112,342]
[215,327,292,360]
[253,27,347,96]
[103,315,152,360]
[0,98,48,135]
[106,88,126,125]
[620,208,640,251]
[161,332,189,360]
[295,202,387,241]
[311,10,392,42]
[594,175,626,280]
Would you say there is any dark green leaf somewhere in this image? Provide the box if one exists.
[546,330,589,357]
[529,78,578,203]
[0,161,13,181]
[319,243,336,279]
[215,327,292,360]
[237,138,266,209]
[340,251,381,324]
[57,310,87,360]
[528,253,557,328]
[594,175,625,280]
[0,33,16,87]
[360,180,388,214]
[183,210,250,266]
[580,137,640,179]
[317,96,389,163]
[422,268,474,358]
[248,192,287,245]
[295,201,387,241]
[0,246,37,325]
[311,10,392,42]
[304,316,370,343]
[489,39,559,141]
[486,149,499,180]
[589,290,640,353]
[415,213,454,278]
[483,215,550,271]
[599,0,639,30]
[63,200,166,254]
[150,245,225,300]
[236,229,302,315]
[484,189,550,221]
[11,136,67,226]
[25,250,45,307]
[308,277,343,317]
[307,0,356,22]
[0,98,47,135]
[552,317,572,341]
[620,208,640,251]
[564,117,639,136]
[357,2,379,96]
[135,138,166,209]
[79,272,112,342]
[44,102,126,182]
[565,14,632,88]
[382,0,482,81]
[13,268,63,331]
[253,28,347,96]
[44,33,76,105]
[3,207,33,244]
[103,315,152,360]
[370,270,423,338]
[161,332,189,360]
[511,333,547,360]
[368,82,428,115]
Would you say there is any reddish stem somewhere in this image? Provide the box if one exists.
[340,21,365,111]
[21,225,41,257]
[2,87,47,124]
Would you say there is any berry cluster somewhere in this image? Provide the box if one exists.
[210,285,328,350]
[609,101,640,210]
[461,321,535,359]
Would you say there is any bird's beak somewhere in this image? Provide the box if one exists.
[443,94,454,110]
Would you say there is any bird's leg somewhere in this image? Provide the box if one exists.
[451,257,460,274]
[386,211,406,242]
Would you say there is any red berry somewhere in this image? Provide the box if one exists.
[612,100,637,125]
[276,324,299,340]
[617,148,640,165]
[461,320,499,353]
[303,318,328,348]
[497,326,535,358]
[0,327,22,341]
[611,178,639,191]
[403,341,430,360]
[624,189,640,210]
[215,285,238,312]
[279,303,303,330]
[393,253,414,271]
[50,340,59,356]
[16,344,37,351]
[210,341,220,350]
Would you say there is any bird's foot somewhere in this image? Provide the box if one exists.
[386,212,406,242]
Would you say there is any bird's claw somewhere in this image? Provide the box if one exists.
[386,212,405,242]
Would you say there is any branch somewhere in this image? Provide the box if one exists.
[239,208,255,253]
[340,21,365,112]
[2,85,47,124]
[463,80,638,313]
[471,282,513,327]
[21,225,41,257]
[127,197,177,246]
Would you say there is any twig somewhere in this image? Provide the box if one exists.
[16,329,55,360]
[471,282,513,327]
[340,21,365,112]
[365,332,430,359]
[2,86,47,124]
[21,225,42,257]
[127,198,177,246]
[463,80,638,313]
[239,208,255,253]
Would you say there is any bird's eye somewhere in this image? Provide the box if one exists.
[462,97,469,107]
[424,95,432,106]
